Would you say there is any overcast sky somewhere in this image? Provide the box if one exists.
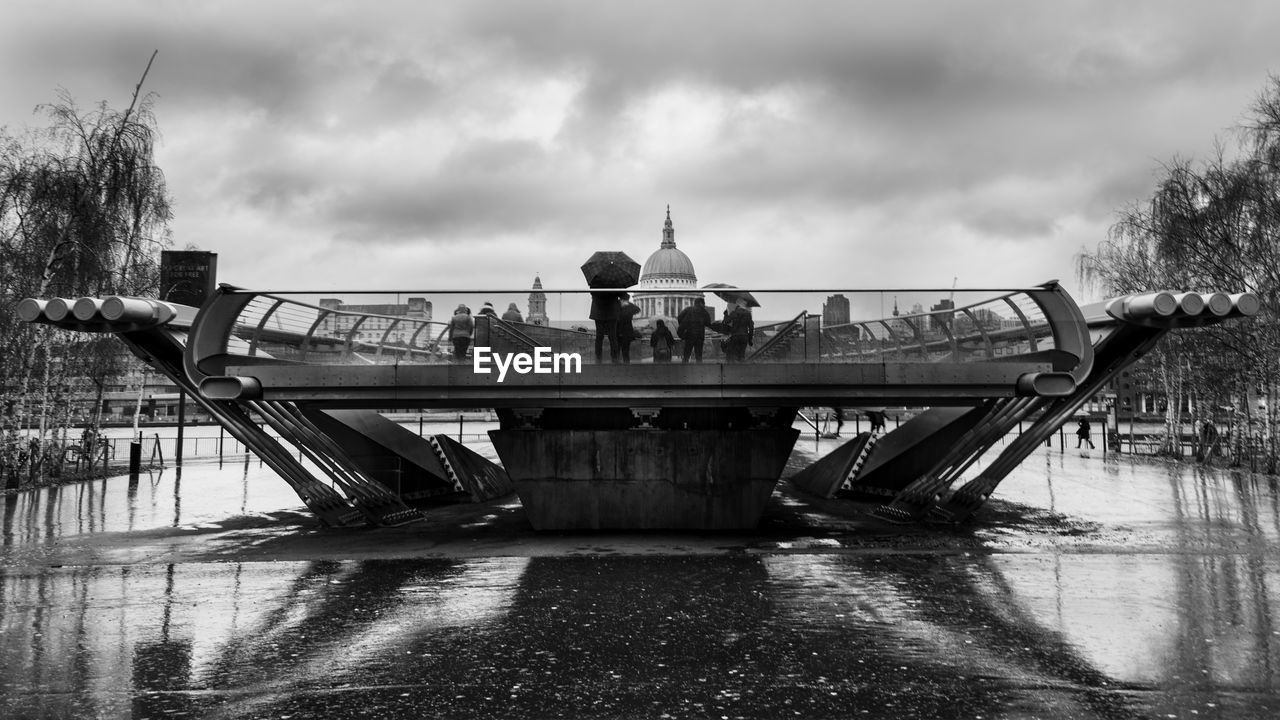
[3,0,1278,308]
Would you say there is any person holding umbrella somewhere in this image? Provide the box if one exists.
[1076,417,1095,449]
[589,290,622,363]
[724,298,755,362]
[701,284,759,362]
[581,251,642,364]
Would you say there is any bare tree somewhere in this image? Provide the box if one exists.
[1,51,171,485]
[1078,75,1280,469]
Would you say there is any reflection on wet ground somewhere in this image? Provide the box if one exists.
[3,445,1280,718]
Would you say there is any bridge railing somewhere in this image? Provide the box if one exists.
[187,283,1087,374]
[817,289,1058,363]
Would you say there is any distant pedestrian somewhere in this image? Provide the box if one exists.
[589,290,622,363]
[438,304,473,361]
[724,299,754,362]
[617,293,640,363]
[1198,420,1219,461]
[1076,418,1095,449]
[651,319,675,363]
[830,407,844,436]
[868,410,888,434]
[677,298,712,363]
[479,302,497,318]
[502,303,524,323]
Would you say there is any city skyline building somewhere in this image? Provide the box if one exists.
[930,298,955,334]
[527,275,549,326]
[822,293,851,327]
[317,297,433,345]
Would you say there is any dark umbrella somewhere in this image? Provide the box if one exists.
[703,283,760,307]
[581,251,641,288]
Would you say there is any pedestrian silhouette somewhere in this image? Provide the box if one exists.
[617,293,640,363]
[1076,418,1095,449]
[677,298,712,363]
[437,304,473,361]
[589,290,622,363]
[651,319,675,363]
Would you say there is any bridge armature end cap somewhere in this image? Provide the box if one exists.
[200,375,262,400]
[1230,292,1262,317]
[1016,371,1076,397]
[16,298,46,323]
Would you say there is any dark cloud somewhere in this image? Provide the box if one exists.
[326,139,564,239]
[302,139,643,245]
[4,0,1280,299]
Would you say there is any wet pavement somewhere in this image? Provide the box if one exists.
[3,440,1280,719]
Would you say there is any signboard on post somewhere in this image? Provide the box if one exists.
[159,251,218,307]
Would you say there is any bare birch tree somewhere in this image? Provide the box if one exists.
[1079,75,1280,468]
[1,51,171,485]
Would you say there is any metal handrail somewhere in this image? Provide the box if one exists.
[749,311,808,361]
[186,284,1087,379]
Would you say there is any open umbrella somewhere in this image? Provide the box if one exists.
[703,283,760,307]
[581,251,641,288]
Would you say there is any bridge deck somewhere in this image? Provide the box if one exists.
[218,359,1058,408]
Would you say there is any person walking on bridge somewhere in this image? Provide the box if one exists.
[617,293,640,363]
[651,319,675,363]
[589,290,622,363]
[440,304,473,361]
[724,299,754,362]
[677,297,712,363]
[502,303,524,323]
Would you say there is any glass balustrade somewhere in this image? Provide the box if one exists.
[206,285,1075,368]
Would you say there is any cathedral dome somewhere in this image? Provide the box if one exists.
[640,246,697,284]
[635,207,703,322]
[639,207,697,286]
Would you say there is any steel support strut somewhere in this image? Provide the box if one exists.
[117,328,364,527]
[869,397,1047,522]
[930,324,1168,523]
[255,400,422,526]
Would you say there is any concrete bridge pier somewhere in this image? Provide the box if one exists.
[490,407,800,530]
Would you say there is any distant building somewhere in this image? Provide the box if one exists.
[636,207,703,322]
[317,297,432,344]
[884,296,913,337]
[822,294,851,327]
[527,275,549,326]
[929,298,955,334]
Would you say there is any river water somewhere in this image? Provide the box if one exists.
[2,436,1279,719]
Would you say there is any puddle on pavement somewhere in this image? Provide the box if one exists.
[4,447,1280,717]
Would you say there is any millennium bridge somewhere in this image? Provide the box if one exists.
[18,281,1259,530]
